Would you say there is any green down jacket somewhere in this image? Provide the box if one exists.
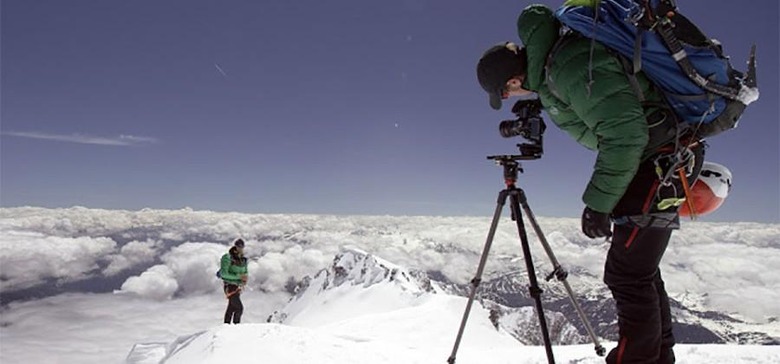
[220,251,248,286]
[517,4,671,213]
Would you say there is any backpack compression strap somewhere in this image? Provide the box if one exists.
[637,0,756,101]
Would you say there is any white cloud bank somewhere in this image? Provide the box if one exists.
[0,291,291,364]
[1,207,778,321]
[0,230,116,290]
[0,206,778,364]
[119,265,179,300]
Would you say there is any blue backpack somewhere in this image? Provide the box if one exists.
[555,0,758,138]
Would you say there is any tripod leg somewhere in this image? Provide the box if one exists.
[447,190,509,364]
[509,190,556,364]
[516,189,606,357]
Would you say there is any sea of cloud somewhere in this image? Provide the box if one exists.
[1,207,778,319]
[0,206,778,363]
[0,290,290,364]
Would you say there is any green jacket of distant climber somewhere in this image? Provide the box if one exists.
[220,247,248,286]
[517,4,674,213]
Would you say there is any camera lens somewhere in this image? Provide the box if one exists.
[499,119,524,138]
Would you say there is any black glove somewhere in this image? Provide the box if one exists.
[581,206,612,239]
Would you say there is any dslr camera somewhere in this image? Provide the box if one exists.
[498,99,546,159]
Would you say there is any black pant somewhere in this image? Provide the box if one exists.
[224,284,243,324]
[604,158,686,364]
[604,226,675,364]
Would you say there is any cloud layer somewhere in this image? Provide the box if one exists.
[1,207,778,322]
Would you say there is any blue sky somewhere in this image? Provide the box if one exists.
[1,0,778,223]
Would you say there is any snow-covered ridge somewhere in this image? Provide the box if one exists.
[267,248,441,326]
[127,323,780,364]
[310,247,435,293]
[125,249,780,364]
[267,248,584,345]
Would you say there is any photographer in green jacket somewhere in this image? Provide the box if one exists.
[220,238,248,324]
[476,3,703,363]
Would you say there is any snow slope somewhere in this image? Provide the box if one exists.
[128,249,780,364]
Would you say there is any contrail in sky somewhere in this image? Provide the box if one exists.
[2,131,158,146]
[214,63,227,77]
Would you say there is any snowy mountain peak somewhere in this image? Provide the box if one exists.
[267,248,437,326]
[264,249,586,345]
[327,247,435,292]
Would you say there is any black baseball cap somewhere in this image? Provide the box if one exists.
[234,238,245,248]
[476,42,527,110]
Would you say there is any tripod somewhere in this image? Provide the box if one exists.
[447,155,605,364]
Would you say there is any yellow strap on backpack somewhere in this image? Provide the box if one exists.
[656,197,685,211]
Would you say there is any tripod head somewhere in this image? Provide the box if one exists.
[487,155,532,186]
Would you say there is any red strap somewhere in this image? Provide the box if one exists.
[624,227,640,249]
[225,286,241,299]
[625,179,661,249]
[679,168,697,219]
[642,179,660,213]
[616,336,628,364]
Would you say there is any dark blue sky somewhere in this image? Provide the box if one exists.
[1,0,778,223]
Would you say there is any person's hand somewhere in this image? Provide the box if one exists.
[241,275,248,283]
[581,206,612,239]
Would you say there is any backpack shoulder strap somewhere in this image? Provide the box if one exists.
[544,29,578,102]
[615,53,646,103]
[546,27,647,104]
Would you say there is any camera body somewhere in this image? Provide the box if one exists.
[498,99,546,158]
